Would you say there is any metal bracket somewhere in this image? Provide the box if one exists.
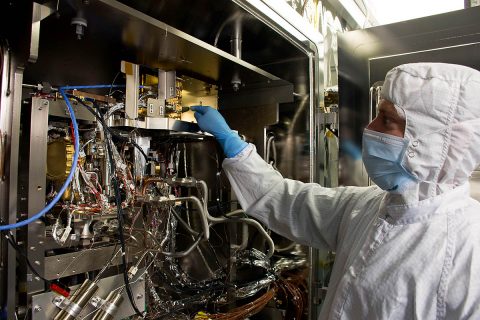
[121,61,139,120]
[52,295,81,317]
[90,295,120,315]
[0,131,6,181]
[52,295,68,309]
[90,296,105,309]
[158,70,176,101]
[146,98,163,117]
[30,2,56,63]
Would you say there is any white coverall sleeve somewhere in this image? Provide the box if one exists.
[222,144,369,251]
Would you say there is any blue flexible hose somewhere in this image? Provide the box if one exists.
[60,84,148,90]
[59,84,124,90]
[0,87,80,230]
[0,84,150,231]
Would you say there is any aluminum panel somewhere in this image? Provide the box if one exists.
[91,0,280,85]
[109,117,200,132]
[44,246,124,280]
[48,99,95,122]
[27,98,49,294]
[121,61,140,120]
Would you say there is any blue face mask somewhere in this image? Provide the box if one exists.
[362,128,417,193]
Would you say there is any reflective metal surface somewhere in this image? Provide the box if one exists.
[30,2,55,63]
[22,0,282,89]
[109,117,200,132]
[117,0,308,86]
[0,46,24,319]
[28,98,49,294]
[32,271,145,320]
[93,0,280,84]
[48,99,96,122]
[44,246,124,280]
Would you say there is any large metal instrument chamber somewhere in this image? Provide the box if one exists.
[338,6,480,196]
[0,0,327,319]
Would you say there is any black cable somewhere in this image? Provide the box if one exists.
[128,139,150,161]
[89,99,149,161]
[69,95,149,161]
[92,99,150,162]
[70,95,146,315]
[77,102,143,316]
[101,111,144,316]
[3,231,50,283]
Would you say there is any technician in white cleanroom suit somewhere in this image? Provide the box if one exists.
[191,63,480,319]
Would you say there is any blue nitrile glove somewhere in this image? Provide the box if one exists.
[191,105,248,158]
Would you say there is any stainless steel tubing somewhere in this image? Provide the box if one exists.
[54,279,99,320]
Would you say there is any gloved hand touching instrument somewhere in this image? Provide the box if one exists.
[191,106,248,158]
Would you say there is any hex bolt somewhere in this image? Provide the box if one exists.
[33,305,42,312]
[39,100,48,110]
[90,297,100,306]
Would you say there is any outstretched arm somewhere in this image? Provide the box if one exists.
[223,144,374,251]
[192,106,374,251]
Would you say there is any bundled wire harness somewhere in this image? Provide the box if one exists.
[6,82,308,320]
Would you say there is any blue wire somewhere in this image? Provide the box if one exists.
[0,88,80,230]
[0,84,151,231]
[59,84,125,90]
[60,84,149,90]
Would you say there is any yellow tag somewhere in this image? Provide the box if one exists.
[193,311,211,319]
